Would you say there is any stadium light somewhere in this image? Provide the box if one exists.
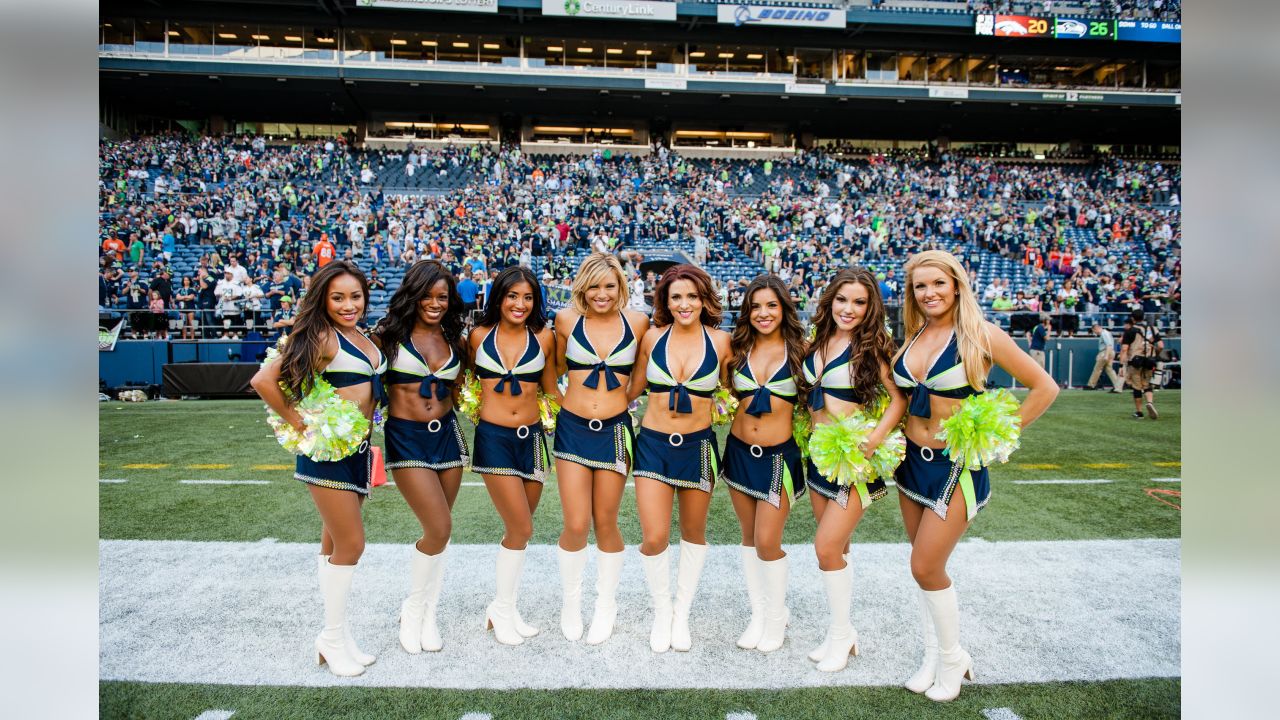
[390,39,407,46]
[718,53,734,59]
[547,45,563,52]
[316,37,335,43]
[218,33,237,39]
[690,51,706,58]
[422,40,438,47]
[285,36,302,42]
[168,31,179,37]
[636,49,652,56]
[453,42,470,48]
[577,47,593,53]
[606,48,622,55]
[746,53,763,60]
[252,34,270,41]
[483,43,500,50]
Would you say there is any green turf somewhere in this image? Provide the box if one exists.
[100,678,1180,720]
[99,391,1181,545]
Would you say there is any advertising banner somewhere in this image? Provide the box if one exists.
[356,0,499,13]
[716,4,847,30]
[542,0,678,22]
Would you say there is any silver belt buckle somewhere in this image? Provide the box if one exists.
[588,418,604,432]
[668,432,684,447]
[427,418,443,433]
[919,446,935,462]
[516,424,531,439]
[749,444,764,459]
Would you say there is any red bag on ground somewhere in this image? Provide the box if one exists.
[370,446,387,487]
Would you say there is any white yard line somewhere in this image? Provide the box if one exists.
[179,480,272,485]
[100,479,128,484]
[1151,478,1182,483]
[982,709,1024,720]
[192,711,236,720]
[100,538,1180,690]
[1011,479,1114,485]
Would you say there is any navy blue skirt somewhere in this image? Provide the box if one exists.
[895,439,990,522]
[295,440,372,496]
[552,408,634,475]
[470,419,550,484]
[633,426,719,493]
[806,456,888,511]
[384,412,469,472]
[721,434,805,509]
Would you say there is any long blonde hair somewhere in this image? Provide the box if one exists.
[896,250,991,391]
[570,252,630,315]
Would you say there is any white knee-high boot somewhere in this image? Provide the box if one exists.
[924,585,974,702]
[756,556,790,653]
[808,552,848,662]
[558,546,589,641]
[399,547,433,654]
[586,549,624,645]
[904,588,938,693]
[315,560,365,677]
[640,548,673,653]
[485,546,527,646]
[670,539,708,652]
[816,564,860,672]
[736,546,765,650]
[321,555,374,666]
[419,547,447,652]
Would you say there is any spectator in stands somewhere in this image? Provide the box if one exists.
[147,290,167,340]
[215,269,243,338]
[270,296,296,339]
[175,276,198,340]
[225,256,249,285]
[457,270,479,313]
[313,233,337,268]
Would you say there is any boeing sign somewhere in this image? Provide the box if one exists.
[716,4,847,30]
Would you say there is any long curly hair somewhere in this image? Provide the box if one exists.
[730,275,806,388]
[277,260,369,401]
[807,267,896,405]
[373,260,465,369]
[896,250,991,391]
[652,264,722,328]
[475,265,547,332]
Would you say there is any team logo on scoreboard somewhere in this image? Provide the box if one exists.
[733,5,757,26]
[975,14,994,36]
[1055,18,1088,38]
[565,0,581,14]
[995,18,1028,35]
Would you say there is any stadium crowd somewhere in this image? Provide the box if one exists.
[99,134,1180,340]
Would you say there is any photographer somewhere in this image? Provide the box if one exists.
[1118,309,1163,420]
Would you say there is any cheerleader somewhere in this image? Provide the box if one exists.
[468,266,560,646]
[628,264,732,653]
[722,275,808,653]
[250,260,386,677]
[893,250,1057,701]
[803,267,908,672]
[552,253,650,643]
[372,260,467,654]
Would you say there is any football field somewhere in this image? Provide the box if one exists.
[100,390,1181,719]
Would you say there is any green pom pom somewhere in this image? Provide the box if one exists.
[809,413,876,487]
[712,385,738,427]
[458,370,482,425]
[266,375,371,462]
[935,389,1022,470]
[793,406,813,459]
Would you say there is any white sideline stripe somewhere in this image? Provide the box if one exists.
[100,479,128,484]
[458,714,492,720]
[192,711,236,720]
[179,480,272,485]
[99,538,1180,690]
[726,713,759,720]
[982,709,1024,720]
[1011,479,1113,485]
[1152,478,1181,483]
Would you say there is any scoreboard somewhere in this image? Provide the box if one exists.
[975,14,1179,43]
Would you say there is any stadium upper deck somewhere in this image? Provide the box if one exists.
[100,0,1179,145]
